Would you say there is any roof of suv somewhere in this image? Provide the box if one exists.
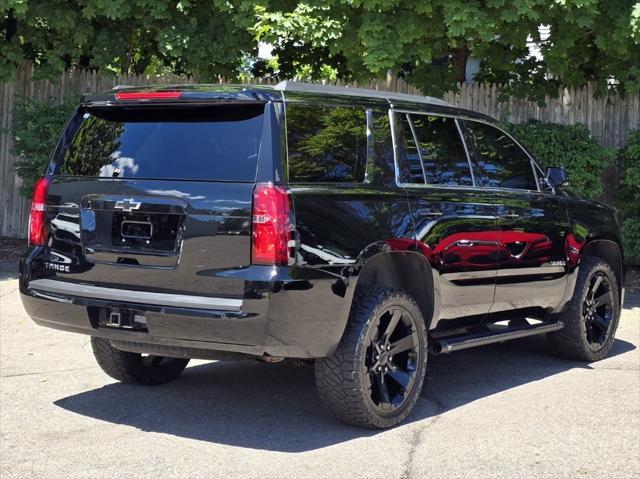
[82,81,494,122]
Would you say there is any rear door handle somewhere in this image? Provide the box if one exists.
[416,208,444,217]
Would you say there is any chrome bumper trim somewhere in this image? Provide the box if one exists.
[28,278,243,311]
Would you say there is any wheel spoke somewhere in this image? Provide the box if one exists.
[389,333,416,356]
[590,275,604,298]
[593,292,611,309]
[377,374,391,404]
[388,362,411,389]
[369,360,381,373]
[384,309,402,340]
[592,313,610,332]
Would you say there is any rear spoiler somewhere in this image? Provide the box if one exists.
[82,85,282,107]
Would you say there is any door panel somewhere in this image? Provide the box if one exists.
[408,188,498,321]
[461,119,571,313]
[491,190,570,312]
[393,111,499,323]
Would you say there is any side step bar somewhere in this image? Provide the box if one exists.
[431,320,564,354]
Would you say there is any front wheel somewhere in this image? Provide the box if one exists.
[91,337,190,385]
[315,286,428,429]
[548,256,621,362]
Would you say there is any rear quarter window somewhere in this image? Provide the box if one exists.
[285,103,367,183]
[55,105,265,182]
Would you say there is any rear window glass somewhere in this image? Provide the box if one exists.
[56,105,264,181]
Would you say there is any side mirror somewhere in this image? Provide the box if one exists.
[546,167,568,188]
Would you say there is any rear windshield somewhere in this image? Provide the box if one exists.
[54,105,264,181]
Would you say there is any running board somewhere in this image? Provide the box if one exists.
[431,320,564,354]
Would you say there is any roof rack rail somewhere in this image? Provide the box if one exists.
[273,81,451,107]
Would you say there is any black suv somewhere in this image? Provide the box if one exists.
[19,82,624,428]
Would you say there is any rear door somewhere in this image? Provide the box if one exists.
[394,111,499,321]
[43,103,270,298]
[462,120,570,312]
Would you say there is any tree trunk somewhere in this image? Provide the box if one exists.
[451,47,469,83]
[5,9,17,42]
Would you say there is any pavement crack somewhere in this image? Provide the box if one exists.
[402,396,446,479]
[1,366,95,378]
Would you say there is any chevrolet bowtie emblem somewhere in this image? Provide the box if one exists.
[114,198,142,212]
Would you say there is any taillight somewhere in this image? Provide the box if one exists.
[115,91,182,100]
[251,183,294,265]
[29,176,50,246]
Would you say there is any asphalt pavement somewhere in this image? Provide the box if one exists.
[1,266,638,478]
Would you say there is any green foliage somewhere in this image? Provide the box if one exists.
[620,130,640,203]
[1,1,257,80]
[617,130,640,259]
[287,104,366,181]
[10,95,77,196]
[507,121,615,198]
[621,217,640,259]
[252,0,640,100]
[3,2,639,98]
[62,115,124,176]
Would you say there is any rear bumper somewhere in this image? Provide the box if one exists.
[19,256,354,359]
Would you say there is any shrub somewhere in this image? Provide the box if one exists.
[508,121,615,199]
[10,95,77,197]
[621,218,640,260]
[617,130,640,260]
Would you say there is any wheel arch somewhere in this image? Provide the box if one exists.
[351,251,436,330]
[582,238,623,297]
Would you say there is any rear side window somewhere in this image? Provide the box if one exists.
[465,121,537,190]
[286,103,367,183]
[56,105,264,181]
[396,113,472,186]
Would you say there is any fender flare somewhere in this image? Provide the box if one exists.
[335,251,439,342]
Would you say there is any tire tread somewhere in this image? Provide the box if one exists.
[315,286,427,428]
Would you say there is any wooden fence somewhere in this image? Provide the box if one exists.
[1,65,639,238]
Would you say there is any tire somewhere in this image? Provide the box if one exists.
[548,256,621,362]
[91,337,190,385]
[315,286,428,429]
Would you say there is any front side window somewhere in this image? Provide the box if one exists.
[286,103,367,183]
[396,113,472,186]
[465,121,537,190]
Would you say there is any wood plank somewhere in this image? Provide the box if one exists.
[2,70,640,237]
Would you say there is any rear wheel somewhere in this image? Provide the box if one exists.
[315,286,428,428]
[91,337,190,385]
[548,256,620,361]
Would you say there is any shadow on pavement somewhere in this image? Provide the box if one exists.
[54,334,635,452]
[0,260,18,281]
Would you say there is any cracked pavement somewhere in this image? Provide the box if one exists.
[1,270,639,479]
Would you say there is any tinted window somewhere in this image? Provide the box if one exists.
[370,110,396,184]
[465,121,537,190]
[397,114,472,186]
[57,106,264,181]
[397,115,426,184]
[286,103,367,182]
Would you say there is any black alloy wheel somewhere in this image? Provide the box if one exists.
[364,307,422,413]
[547,256,620,362]
[582,272,615,349]
[315,286,428,428]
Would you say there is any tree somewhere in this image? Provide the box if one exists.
[253,1,640,100]
[1,1,257,80]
